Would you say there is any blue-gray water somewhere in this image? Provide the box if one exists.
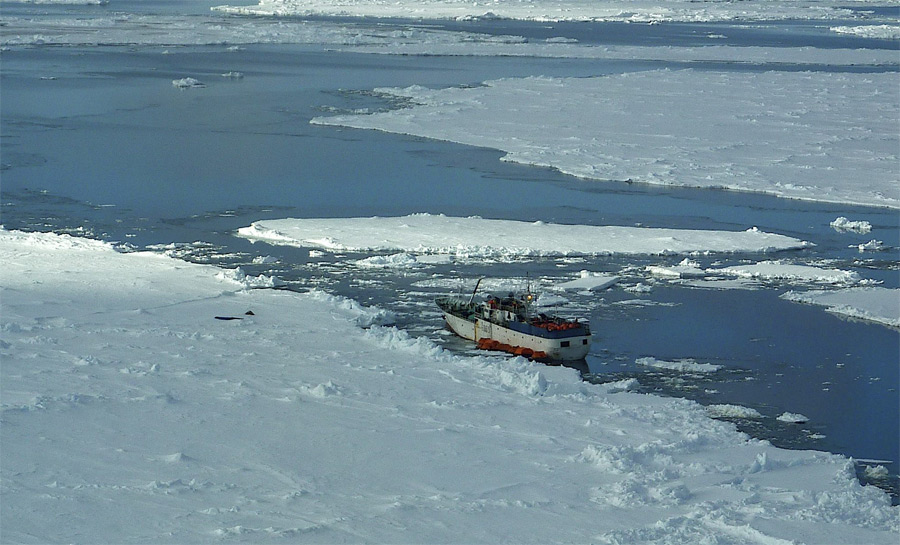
[2,4,897,499]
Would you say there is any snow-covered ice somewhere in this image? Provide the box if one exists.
[237,214,809,258]
[3,228,897,543]
[213,0,881,23]
[856,239,886,252]
[1,14,894,72]
[172,77,205,89]
[867,465,892,479]
[352,252,422,268]
[711,260,862,285]
[831,24,900,40]
[778,412,811,424]
[555,270,619,291]
[312,71,899,209]
[782,287,900,329]
[707,404,764,420]
[831,216,873,234]
[646,257,706,278]
[636,356,723,373]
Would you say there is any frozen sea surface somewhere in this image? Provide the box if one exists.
[3,228,897,543]
[2,0,898,512]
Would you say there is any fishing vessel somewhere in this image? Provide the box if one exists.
[436,280,591,362]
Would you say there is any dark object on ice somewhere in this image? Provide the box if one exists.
[215,311,254,320]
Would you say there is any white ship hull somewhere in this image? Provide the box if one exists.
[440,310,591,362]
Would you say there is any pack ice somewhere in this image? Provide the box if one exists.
[2,228,896,543]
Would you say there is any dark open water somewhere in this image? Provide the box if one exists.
[1,2,898,499]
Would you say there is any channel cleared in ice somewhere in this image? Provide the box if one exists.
[237,214,809,257]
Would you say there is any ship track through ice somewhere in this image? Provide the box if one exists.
[436,281,591,362]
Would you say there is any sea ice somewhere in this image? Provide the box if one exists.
[172,77,205,89]
[213,0,869,23]
[636,356,723,373]
[4,12,896,71]
[237,214,809,258]
[711,260,862,285]
[215,266,283,288]
[1,228,896,544]
[312,71,898,209]
[831,216,873,234]
[706,404,764,419]
[831,25,900,40]
[856,240,885,252]
[535,293,569,307]
[555,270,619,291]
[646,258,705,278]
[777,412,810,424]
[352,252,421,268]
[782,287,900,329]
[865,465,891,479]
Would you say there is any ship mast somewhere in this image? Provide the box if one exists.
[467,278,483,306]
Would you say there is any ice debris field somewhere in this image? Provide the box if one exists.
[239,215,899,329]
[2,228,898,543]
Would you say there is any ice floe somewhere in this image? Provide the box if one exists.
[215,266,283,288]
[706,404,764,419]
[213,0,874,23]
[711,260,862,285]
[636,356,723,373]
[831,216,873,234]
[856,239,885,252]
[782,287,900,329]
[172,77,205,89]
[831,24,900,40]
[646,257,705,278]
[237,214,809,258]
[352,252,422,268]
[2,228,896,543]
[777,412,811,424]
[555,270,619,291]
[312,71,899,209]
